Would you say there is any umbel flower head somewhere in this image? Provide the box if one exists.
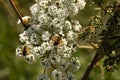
[16,0,86,79]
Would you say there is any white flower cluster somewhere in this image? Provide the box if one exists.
[16,0,86,80]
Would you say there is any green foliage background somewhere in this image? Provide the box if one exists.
[0,0,120,80]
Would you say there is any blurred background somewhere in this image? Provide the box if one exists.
[0,0,120,80]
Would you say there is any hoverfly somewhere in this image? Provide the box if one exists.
[17,16,31,26]
[21,45,30,56]
[52,35,62,46]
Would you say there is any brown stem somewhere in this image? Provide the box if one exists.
[9,0,23,21]
[9,0,28,29]
[81,53,103,80]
